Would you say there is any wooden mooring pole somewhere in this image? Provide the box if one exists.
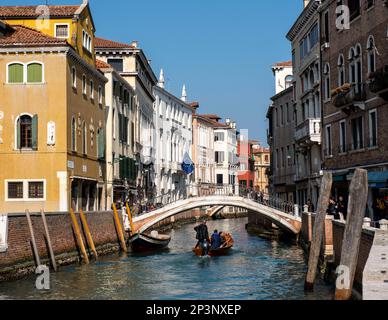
[305,172,333,291]
[40,209,57,272]
[112,203,127,253]
[335,168,368,300]
[25,210,41,267]
[79,209,98,259]
[69,208,89,265]
[126,202,136,236]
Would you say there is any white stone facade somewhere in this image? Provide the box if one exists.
[153,70,194,204]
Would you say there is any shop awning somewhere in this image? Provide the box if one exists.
[368,171,388,184]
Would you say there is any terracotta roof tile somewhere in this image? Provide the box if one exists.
[0,25,68,47]
[0,5,80,18]
[96,59,112,69]
[273,61,292,67]
[95,37,134,49]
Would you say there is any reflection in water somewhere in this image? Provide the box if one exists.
[0,218,333,300]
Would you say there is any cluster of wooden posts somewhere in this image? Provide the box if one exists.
[26,202,136,271]
[305,168,369,300]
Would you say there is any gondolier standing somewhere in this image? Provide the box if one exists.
[194,220,210,256]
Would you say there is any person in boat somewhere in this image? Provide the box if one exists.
[211,229,222,250]
[219,232,233,248]
[194,220,210,255]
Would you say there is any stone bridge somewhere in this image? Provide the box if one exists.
[132,195,302,235]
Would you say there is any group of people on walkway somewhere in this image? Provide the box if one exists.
[194,220,233,255]
[305,196,347,221]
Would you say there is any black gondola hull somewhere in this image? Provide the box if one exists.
[130,233,171,252]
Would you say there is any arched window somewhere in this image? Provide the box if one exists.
[353,44,362,85]
[16,114,38,150]
[72,66,77,88]
[8,63,24,83]
[82,121,87,155]
[71,117,77,152]
[338,54,345,86]
[26,62,43,83]
[367,36,376,74]
[323,63,331,101]
[285,75,293,89]
[82,75,87,95]
[90,80,94,99]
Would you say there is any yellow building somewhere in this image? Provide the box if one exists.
[0,3,107,214]
[253,145,270,194]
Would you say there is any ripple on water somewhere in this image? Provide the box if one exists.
[0,218,333,300]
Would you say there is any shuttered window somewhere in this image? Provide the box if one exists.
[27,63,43,83]
[8,63,24,83]
[97,128,105,160]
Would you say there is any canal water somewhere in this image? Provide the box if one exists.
[0,218,334,300]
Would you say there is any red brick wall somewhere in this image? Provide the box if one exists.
[0,211,122,269]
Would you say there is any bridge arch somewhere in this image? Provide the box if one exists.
[133,196,301,235]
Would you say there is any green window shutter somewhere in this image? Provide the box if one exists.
[125,117,129,143]
[98,129,105,160]
[32,115,38,151]
[27,63,43,83]
[118,114,122,141]
[8,64,24,83]
[119,156,124,179]
[16,118,21,149]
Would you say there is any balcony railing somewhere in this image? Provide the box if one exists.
[295,118,321,144]
[368,66,388,100]
[333,83,367,110]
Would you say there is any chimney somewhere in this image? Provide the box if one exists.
[304,0,310,7]
[158,69,165,89]
[181,85,187,102]
[131,40,138,48]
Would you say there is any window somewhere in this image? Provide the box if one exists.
[351,116,364,150]
[82,75,87,95]
[215,151,225,164]
[8,63,24,83]
[214,132,225,142]
[55,24,69,38]
[367,36,376,74]
[82,121,87,155]
[90,80,94,99]
[98,86,103,105]
[72,67,77,88]
[28,181,44,199]
[325,125,332,156]
[7,182,23,199]
[349,45,362,85]
[217,174,224,185]
[286,103,290,123]
[71,117,77,152]
[16,114,38,150]
[309,23,319,49]
[27,63,43,83]
[82,30,92,52]
[107,59,124,72]
[366,0,374,10]
[369,110,377,147]
[323,11,330,42]
[349,0,361,21]
[338,55,345,86]
[340,120,346,153]
[281,147,285,168]
[323,63,331,101]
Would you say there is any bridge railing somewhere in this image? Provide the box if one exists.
[131,183,300,218]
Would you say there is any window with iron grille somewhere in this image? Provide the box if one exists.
[28,182,44,199]
[7,182,23,199]
[55,24,69,38]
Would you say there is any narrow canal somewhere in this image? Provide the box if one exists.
[0,218,333,300]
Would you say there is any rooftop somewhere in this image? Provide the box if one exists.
[95,37,135,49]
[0,24,68,47]
[0,5,80,18]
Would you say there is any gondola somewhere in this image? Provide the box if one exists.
[192,244,233,257]
[130,231,171,253]
[193,233,234,257]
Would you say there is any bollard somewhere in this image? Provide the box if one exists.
[380,219,388,231]
[79,209,98,259]
[69,208,89,265]
[40,210,57,271]
[363,217,372,229]
[25,210,41,267]
[125,202,136,236]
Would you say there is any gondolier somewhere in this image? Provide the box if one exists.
[194,220,210,256]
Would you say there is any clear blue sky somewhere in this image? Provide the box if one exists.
[6,0,303,145]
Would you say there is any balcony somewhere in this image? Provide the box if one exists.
[295,118,321,145]
[333,83,366,114]
[368,66,388,100]
[140,146,156,165]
